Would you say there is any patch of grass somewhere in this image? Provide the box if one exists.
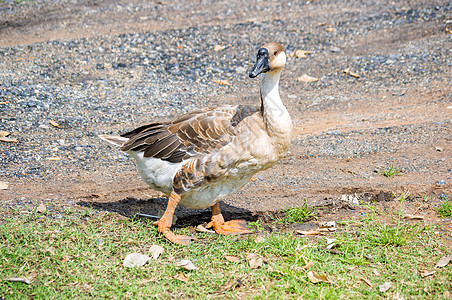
[436,200,452,218]
[381,165,399,178]
[1,207,451,299]
[277,200,316,224]
[248,220,264,232]
[367,220,423,247]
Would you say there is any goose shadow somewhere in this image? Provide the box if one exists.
[77,196,259,227]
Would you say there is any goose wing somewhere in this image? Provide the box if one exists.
[120,105,259,163]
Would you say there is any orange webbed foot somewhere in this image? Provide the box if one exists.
[207,216,252,235]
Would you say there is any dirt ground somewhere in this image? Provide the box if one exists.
[0,0,451,243]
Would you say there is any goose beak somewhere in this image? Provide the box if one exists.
[249,48,270,78]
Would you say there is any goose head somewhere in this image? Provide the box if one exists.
[249,42,286,78]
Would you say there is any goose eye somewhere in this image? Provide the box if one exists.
[274,51,278,55]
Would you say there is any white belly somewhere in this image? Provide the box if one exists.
[180,173,253,209]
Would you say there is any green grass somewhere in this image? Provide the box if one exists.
[436,200,452,218]
[277,200,316,224]
[1,208,451,299]
[381,165,399,178]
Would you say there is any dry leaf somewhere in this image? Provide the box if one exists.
[435,146,443,152]
[0,131,10,137]
[326,27,335,32]
[255,235,265,243]
[0,181,9,190]
[123,253,150,267]
[0,136,18,143]
[435,255,452,268]
[302,260,314,270]
[46,157,61,161]
[149,245,164,259]
[358,276,373,287]
[296,230,322,236]
[317,227,337,232]
[419,270,436,278]
[61,255,71,263]
[319,221,336,228]
[379,282,392,292]
[177,259,198,270]
[5,277,32,284]
[49,120,61,128]
[36,203,46,214]
[307,271,330,284]
[294,49,311,58]
[224,255,240,263]
[195,224,215,233]
[246,254,263,269]
[174,272,190,282]
[343,68,361,78]
[213,79,230,86]
[326,238,337,249]
[297,74,318,83]
[404,214,424,220]
[213,45,226,52]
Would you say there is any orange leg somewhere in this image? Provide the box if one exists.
[206,202,252,235]
[153,192,192,245]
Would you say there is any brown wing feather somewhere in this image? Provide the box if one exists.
[119,106,259,164]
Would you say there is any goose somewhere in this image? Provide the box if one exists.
[99,42,292,245]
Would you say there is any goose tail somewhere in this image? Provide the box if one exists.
[98,134,129,147]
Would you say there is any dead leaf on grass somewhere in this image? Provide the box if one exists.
[174,272,190,282]
[301,260,314,270]
[213,79,230,86]
[0,181,9,190]
[149,245,164,259]
[404,214,424,220]
[343,68,361,78]
[297,74,318,83]
[224,255,240,263]
[358,276,373,287]
[5,277,32,285]
[435,146,443,152]
[254,235,265,243]
[419,269,436,278]
[296,230,322,236]
[247,254,263,269]
[36,203,46,214]
[177,259,198,270]
[435,255,452,268]
[307,271,331,284]
[49,120,61,128]
[195,224,215,233]
[61,255,71,263]
[379,281,392,292]
[326,238,337,249]
[123,253,150,268]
